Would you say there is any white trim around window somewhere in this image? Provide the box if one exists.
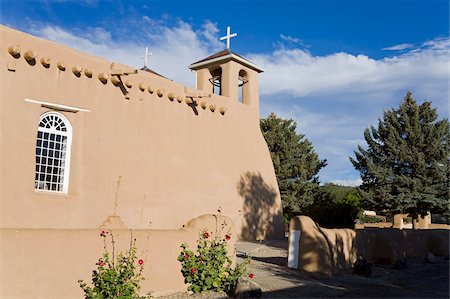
[34,112,73,194]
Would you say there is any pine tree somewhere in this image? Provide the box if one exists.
[350,92,449,222]
[261,113,327,220]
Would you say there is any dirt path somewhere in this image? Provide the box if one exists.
[159,240,449,298]
[237,240,449,298]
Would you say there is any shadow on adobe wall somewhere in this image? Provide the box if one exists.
[290,216,357,274]
[290,215,450,275]
[237,172,284,240]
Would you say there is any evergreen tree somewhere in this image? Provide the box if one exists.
[261,113,327,220]
[350,92,449,222]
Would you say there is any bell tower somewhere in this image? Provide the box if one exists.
[189,50,263,107]
[189,27,263,111]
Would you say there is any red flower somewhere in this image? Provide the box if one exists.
[203,232,209,239]
[190,268,197,274]
[184,253,190,259]
[138,259,144,265]
[225,234,231,240]
[249,273,254,279]
[96,261,105,267]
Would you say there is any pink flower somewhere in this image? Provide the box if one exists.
[203,232,209,239]
[184,253,190,259]
[249,273,254,279]
[138,259,144,265]
[225,234,231,240]
[96,261,105,267]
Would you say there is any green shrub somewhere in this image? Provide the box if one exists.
[177,229,250,294]
[358,214,383,223]
[78,230,151,299]
[304,184,363,228]
[403,217,412,224]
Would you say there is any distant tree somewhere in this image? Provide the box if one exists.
[304,184,362,228]
[350,92,449,223]
[260,113,327,221]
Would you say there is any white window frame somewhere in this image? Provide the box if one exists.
[34,112,73,194]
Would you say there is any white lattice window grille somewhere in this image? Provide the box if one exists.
[34,112,72,193]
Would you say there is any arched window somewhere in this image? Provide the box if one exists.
[34,112,72,193]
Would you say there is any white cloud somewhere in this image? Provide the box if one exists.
[422,37,450,51]
[86,27,112,43]
[280,34,302,44]
[199,20,223,50]
[382,43,414,51]
[30,20,221,86]
[329,178,362,187]
[248,39,449,102]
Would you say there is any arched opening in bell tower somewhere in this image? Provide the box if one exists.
[238,69,249,104]
[209,67,222,95]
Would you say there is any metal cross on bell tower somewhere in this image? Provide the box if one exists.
[140,47,152,68]
[220,26,237,49]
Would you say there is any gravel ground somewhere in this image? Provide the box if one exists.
[159,290,228,299]
[159,240,449,299]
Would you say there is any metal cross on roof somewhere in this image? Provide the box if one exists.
[220,26,237,49]
[140,47,152,68]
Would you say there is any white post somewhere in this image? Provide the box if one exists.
[287,230,301,269]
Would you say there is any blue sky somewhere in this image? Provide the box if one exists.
[1,0,449,186]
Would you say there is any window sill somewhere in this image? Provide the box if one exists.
[33,190,75,200]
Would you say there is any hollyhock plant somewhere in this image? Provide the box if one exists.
[177,222,250,294]
[78,230,151,299]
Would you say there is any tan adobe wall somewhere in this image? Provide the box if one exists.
[354,222,393,229]
[429,223,450,229]
[290,216,450,275]
[355,213,449,230]
[355,228,449,262]
[0,25,284,240]
[289,216,357,274]
[0,214,237,298]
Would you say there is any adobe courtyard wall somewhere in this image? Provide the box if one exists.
[0,25,284,240]
[290,216,450,275]
[0,214,236,298]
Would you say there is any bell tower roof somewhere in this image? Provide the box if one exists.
[189,49,264,73]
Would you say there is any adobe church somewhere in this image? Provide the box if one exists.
[1,25,283,297]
